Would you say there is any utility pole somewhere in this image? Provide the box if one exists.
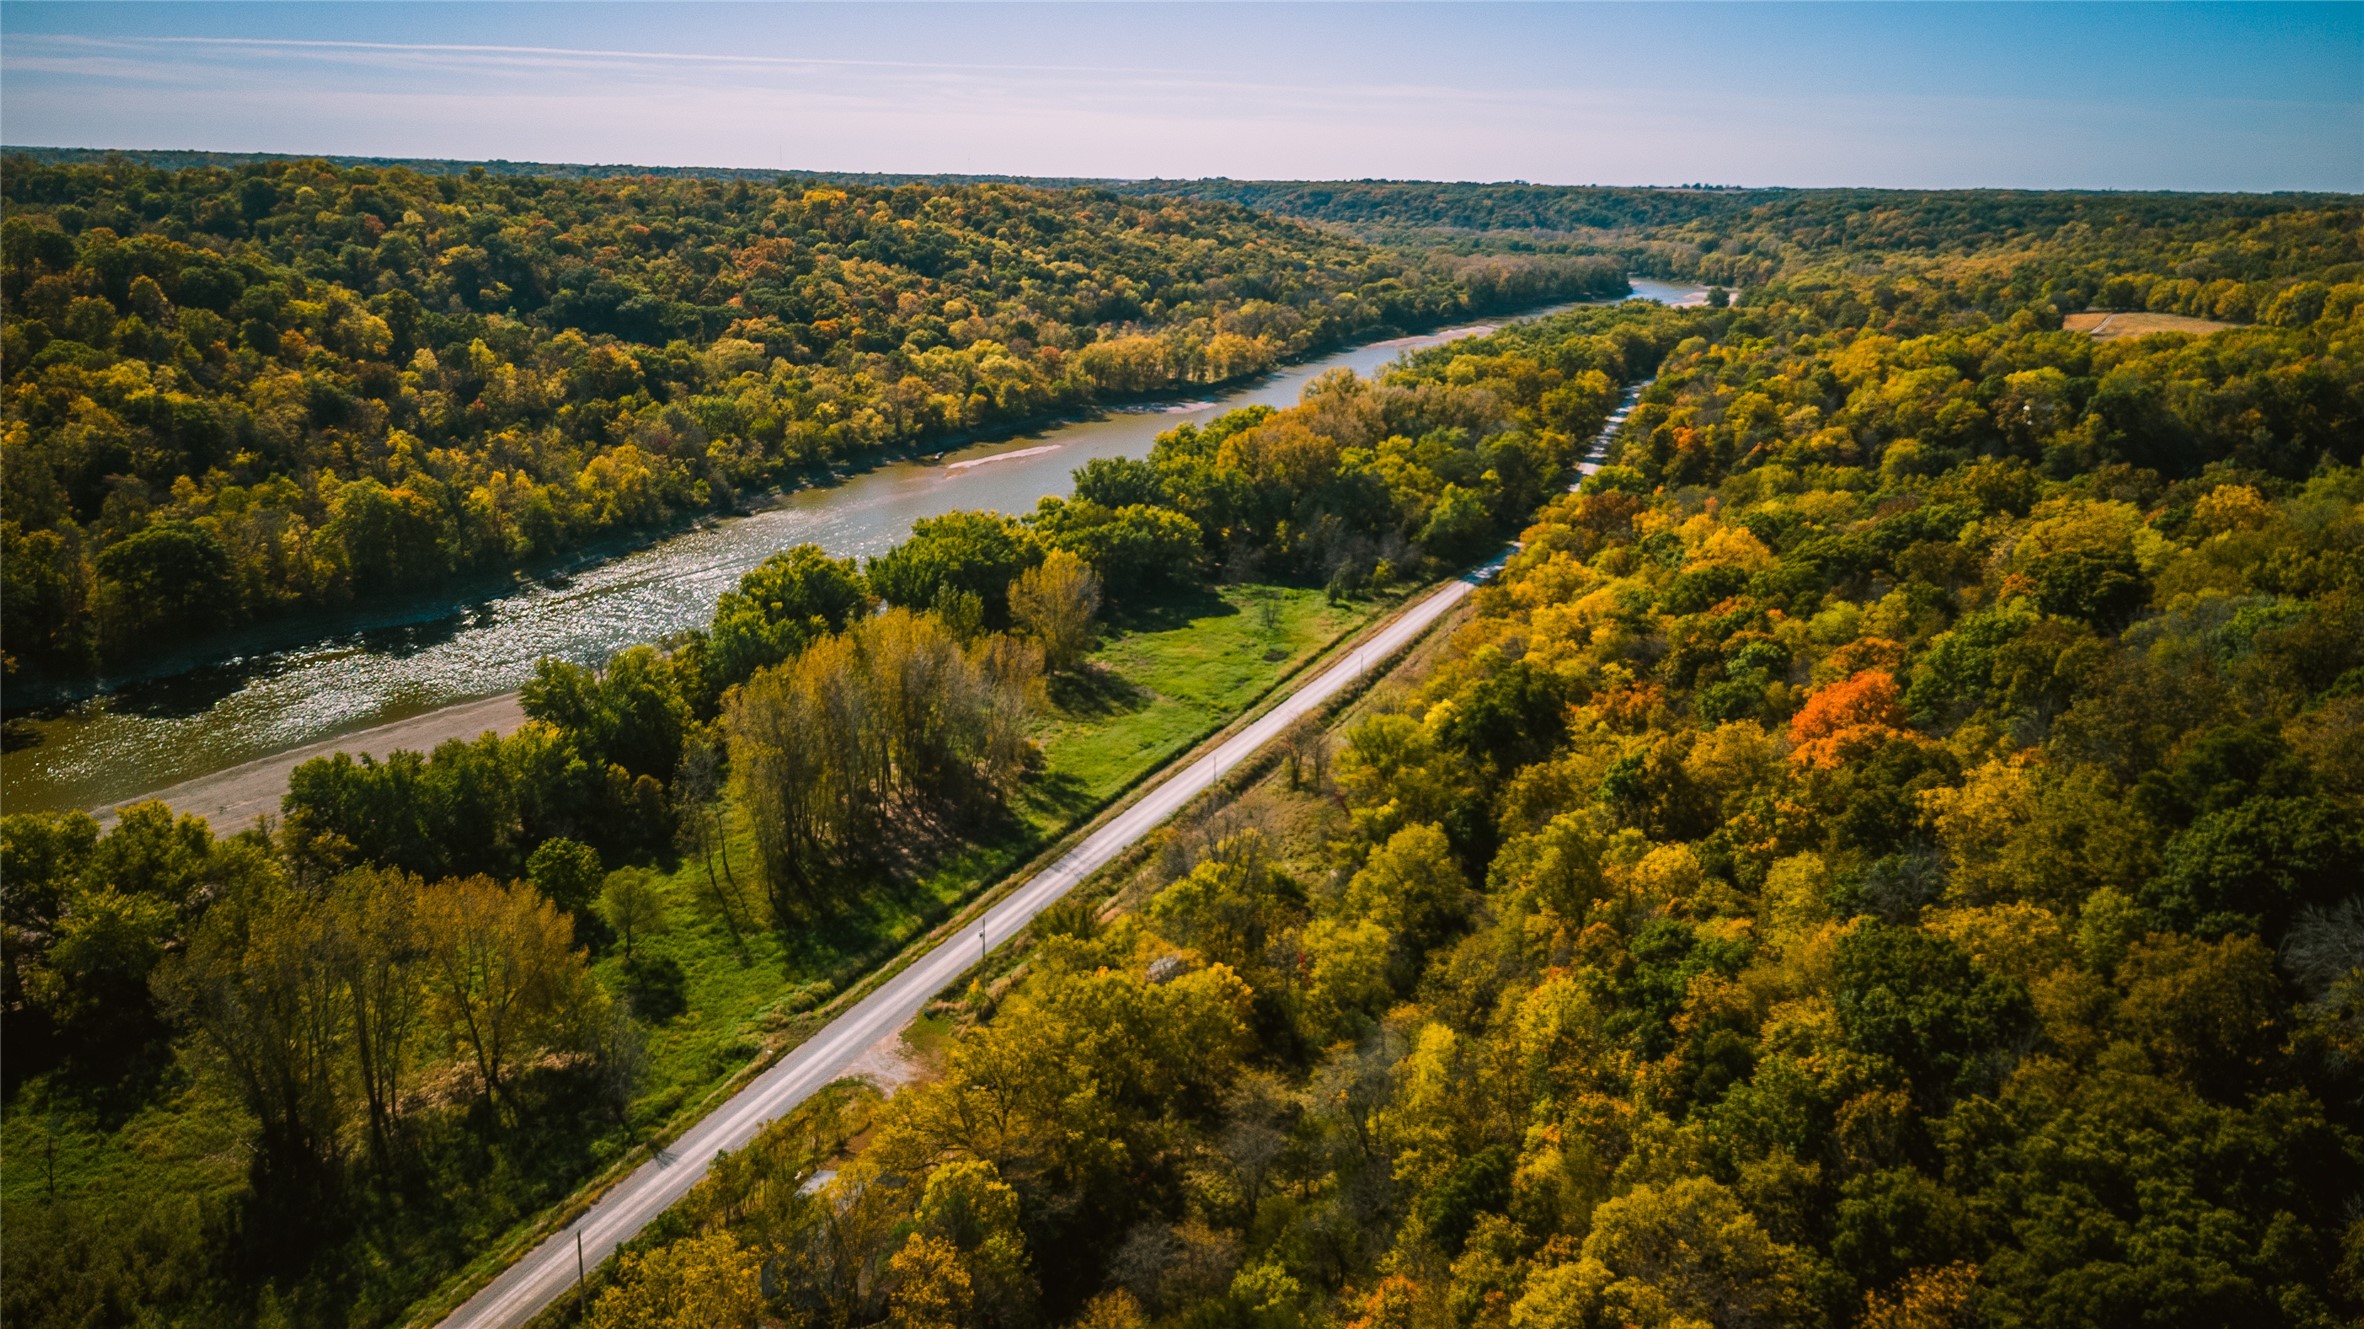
[577,1231,587,1321]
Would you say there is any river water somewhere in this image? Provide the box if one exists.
[3,279,1705,816]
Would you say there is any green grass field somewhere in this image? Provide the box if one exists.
[0,581,1381,1327]
[590,581,1369,1142]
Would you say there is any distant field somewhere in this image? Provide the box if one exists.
[2064,310,2235,340]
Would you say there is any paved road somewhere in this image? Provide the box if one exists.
[434,392,1642,1329]
[1579,383,1643,479]
[433,554,1505,1329]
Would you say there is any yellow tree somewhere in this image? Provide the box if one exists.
[588,1231,764,1329]
[726,609,1037,916]
[1344,822,1471,950]
[1861,1262,1980,1329]
[417,875,600,1112]
[911,1159,1035,1323]
[1512,1177,1822,1329]
[1008,548,1101,673]
[325,866,425,1169]
[887,1234,973,1329]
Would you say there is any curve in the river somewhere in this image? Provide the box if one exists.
[4,279,1705,820]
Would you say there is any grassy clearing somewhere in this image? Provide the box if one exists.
[2062,310,2234,340]
[588,581,1371,1143]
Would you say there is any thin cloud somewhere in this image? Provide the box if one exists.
[148,33,1194,80]
[15,33,2315,130]
[2,7,2351,190]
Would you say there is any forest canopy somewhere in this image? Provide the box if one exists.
[0,288,1690,1329]
[2,157,2361,1329]
[557,207,2364,1329]
[0,155,1623,679]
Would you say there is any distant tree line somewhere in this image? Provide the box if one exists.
[0,156,1626,680]
[1128,178,2362,324]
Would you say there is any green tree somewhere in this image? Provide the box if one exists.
[0,810,99,1009]
[525,836,604,916]
[85,800,215,907]
[91,521,232,645]
[706,544,868,692]
[1070,456,1168,510]
[2148,795,2357,938]
[1834,922,2033,1107]
[523,644,690,783]
[23,884,175,1048]
[868,511,1042,624]
[1,523,93,673]
[1418,483,1496,564]
[1832,1168,1975,1295]
[1028,497,1204,596]
[598,867,668,961]
[154,872,349,1214]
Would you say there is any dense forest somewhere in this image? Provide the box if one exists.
[0,155,1622,681]
[0,279,1688,1325]
[3,161,2360,1328]
[557,212,2363,1329]
[1124,180,2364,313]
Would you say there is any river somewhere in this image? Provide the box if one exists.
[2,278,1706,821]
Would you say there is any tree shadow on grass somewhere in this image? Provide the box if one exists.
[9,1013,184,1131]
[228,1063,620,1329]
[767,800,1039,982]
[1046,663,1151,719]
[1100,581,1236,635]
[1019,769,1097,821]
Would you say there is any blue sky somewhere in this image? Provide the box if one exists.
[3,2,2357,191]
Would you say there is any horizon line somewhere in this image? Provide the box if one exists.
[7,144,2358,199]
